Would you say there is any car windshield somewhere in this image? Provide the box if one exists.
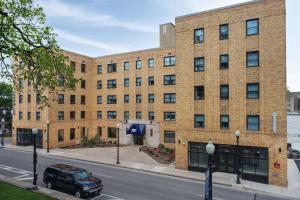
[72,170,89,181]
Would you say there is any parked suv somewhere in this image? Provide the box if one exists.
[43,164,103,198]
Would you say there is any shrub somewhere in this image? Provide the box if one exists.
[80,135,89,147]
[158,144,167,153]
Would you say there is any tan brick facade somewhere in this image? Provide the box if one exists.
[12,0,287,186]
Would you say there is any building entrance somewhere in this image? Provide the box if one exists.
[133,135,143,145]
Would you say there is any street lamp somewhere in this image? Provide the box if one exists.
[205,140,215,200]
[1,118,5,147]
[235,130,241,184]
[116,123,120,164]
[32,127,38,187]
[46,121,50,153]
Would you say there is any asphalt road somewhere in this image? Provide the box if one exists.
[0,148,296,200]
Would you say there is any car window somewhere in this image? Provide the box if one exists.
[72,170,89,181]
[46,168,58,175]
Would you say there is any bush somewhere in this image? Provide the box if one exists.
[80,135,89,147]
[158,144,167,153]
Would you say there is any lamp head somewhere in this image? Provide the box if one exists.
[2,110,6,115]
[235,130,240,138]
[1,118,5,123]
[32,127,38,135]
[46,120,50,124]
[206,139,215,155]
[116,123,120,128]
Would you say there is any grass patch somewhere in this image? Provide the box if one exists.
[0,181,55,200]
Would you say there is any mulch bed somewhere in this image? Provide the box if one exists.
[62,143,127,149]
[141,146,175,165]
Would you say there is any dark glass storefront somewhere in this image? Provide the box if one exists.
[188,142,268,184]
[17,128,43,148]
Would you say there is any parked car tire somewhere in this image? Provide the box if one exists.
[75,190,81,198]
[46,181,54,189]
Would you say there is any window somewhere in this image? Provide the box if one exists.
[70,128,75,140]
[36,94,41,104]
[195,86,205,100]
[70,95,76,104]
[164,131,175,144]
[247,51,259,67]
[124,111,129,120]
[124,62,130,70]
[124,78,129,87]
[108,127,117,138]
[97,96,102,104]
[58,129,64,142]
[19,95,23,104]
[136,111,142,119]
[136,60,142,69]
[148,76,154,86]
[97,111,102,119]
[97,65,102,74]
[107,79,117,88]
[247,83,259,99]
[219,24,229,40]
[97,126,102,137]
[28,94,31,103]
[148,112,155,120]
[81,63,86,73]
[220,115,229,130]
[164,75,176,85]
[124,95,129,103]
[70,61,76,71]
[148,94,155,103]
[148,58,155,68]
[18,78,24,88]
[194,28,204,43]
[107,111,117,119]
[58,76,64,86]
[136,77,142,86]
[220,54,229,69]
[136,94,142,103]
[18,61,25,69]
[81,111,85,119]
[194,57,204,72]
[195,115,205,128]
[28,80,32,87]
[58,94,64,104]
[97,80,102,89]
[150,129,153,137]
[247,115,260,131]
[80,80,86,89]
[58,111,64,120]
[107,95,117,104]
[220,85,229,100]
[19,112,23,120]
[246,18,259,36]
[81,95,85,104]
[107,63,117,73]
[164,56,176,66]
[164,112,176,121]
[164,93,176,103]
[70,111,75,120]
[35,112,41,121]
[81,127,86,138]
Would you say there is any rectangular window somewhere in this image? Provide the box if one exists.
[18,61,24,69]
[220,54,229,69]
[97,96,102,104]
[107,111,117,119]
[164,75,176,85]
[70,61,76,71]
[58,76,64,86]
[148,58,154,68]
[70,95,76,104]
[107,79,117,88]
[19,112,23,120]
[27,112,31,120]
[195,86,205,100]
[247,51,259,67]
[136,60,142,69]
[194,28,204,43]
[136,77,142,86]
[58,94,64,104]
[28,80,32,87]
[58,111,64,120]
[148,94,155,103]
[148,76,154,86]
[164,56,176,66]
[164,93,176,103]
[97,111,102,119]
[247,83,259,99]
[220,115,229,130]
[97,80,102,89]
[148,112,155,120]
[36,112,41,121]
[220,85,229,100]
[194,57,204,72]
[58,129,64,142]
[124,62,130,70]
[97,65,102,74]
[81,80,86,89]
[124,95,129,103]
[81,111,85,119]
[164,112,176,121]
[164,131,175,144]
[36,94,41,104]
[81,127,85,138]
[28,94,31,103]
[97,126,102,137]
[246,18,259,36]
[107,63,117,73]
[195,114,205,128]
[136,94,142,103]
[136,111,142,119]
[247,115,260,131]
[19,95,23,104]
[108,127,117,138]
[124,78,129,87]
[80,95,85,104]
[107,95,117,104]
[124,111,129,120]
[70,128,75,140]
[219,24,229,40]
[81,63,86,73]
[70,111,75,120]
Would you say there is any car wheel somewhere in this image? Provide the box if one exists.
[75,190,81,198]
[46,181,53,189]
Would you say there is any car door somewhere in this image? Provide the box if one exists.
[56,173,74,192]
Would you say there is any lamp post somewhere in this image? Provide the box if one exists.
[32,127,38,187]
[116,123,120,164]
[46,121,50,153]
[1,118,5,147]
[235,130,241,184]
[205,140,215,200]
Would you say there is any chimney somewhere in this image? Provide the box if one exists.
[160,23,175,48]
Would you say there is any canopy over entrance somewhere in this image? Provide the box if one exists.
[127,124,145,136]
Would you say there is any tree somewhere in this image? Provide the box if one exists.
[0,82,12,129]
[0,0,77,107]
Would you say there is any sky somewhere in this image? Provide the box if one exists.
[37,0,300,91]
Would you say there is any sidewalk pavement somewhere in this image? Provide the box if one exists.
[3,144,300,199]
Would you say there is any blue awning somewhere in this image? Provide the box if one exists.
[127,124,145,136]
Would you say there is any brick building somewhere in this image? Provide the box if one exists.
[12,0,287,186]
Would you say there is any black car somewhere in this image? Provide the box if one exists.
[43,164,103,198]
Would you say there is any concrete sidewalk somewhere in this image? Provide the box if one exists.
[3,144,300,199]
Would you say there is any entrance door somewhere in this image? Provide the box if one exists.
[133,135,143,145]
[218,153,236,173]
